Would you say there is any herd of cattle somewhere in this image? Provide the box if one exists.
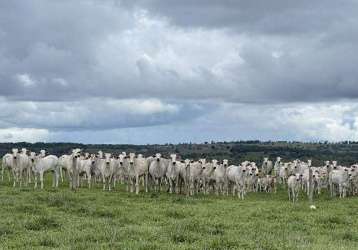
[1,148,358,202]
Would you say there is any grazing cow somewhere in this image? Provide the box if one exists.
[33,153,60,189]
[149,153,168,192]
[261,157,273,175]
[226,164,247,199]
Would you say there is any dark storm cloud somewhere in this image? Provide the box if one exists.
[129,0,357,35]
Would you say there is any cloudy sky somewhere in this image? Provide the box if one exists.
[1,0,358,144]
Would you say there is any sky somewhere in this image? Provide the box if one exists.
[1,0,358,144]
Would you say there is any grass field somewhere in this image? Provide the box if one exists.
[0,177,357,250]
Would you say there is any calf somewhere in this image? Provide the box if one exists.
[287,174,301,203]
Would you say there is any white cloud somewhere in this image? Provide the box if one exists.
[0,128,49,142]
[15,73,36,87]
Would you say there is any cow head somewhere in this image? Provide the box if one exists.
[184,159,191,168]
[118,154,125,166]
[104,153,111,166]
[29,152,36,163]
[198,158,206,165]
[90,154,97,165]
[212,159,218,170]
[170,154,177,165]
[129,153,136,165]
[263,157,268,165]
[12,148,18,160]
[223,159,229,167]
[155,153,161,162]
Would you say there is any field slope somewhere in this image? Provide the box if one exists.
[0,179,357,249]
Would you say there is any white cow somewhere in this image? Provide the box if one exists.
[201,159,216,194]
[19,148,32,185]
[279,163,290,185]
[178,159,191,195]
[226,164,247,199]
[329,167,349,198]
[188,160,203,195]
[273,157,282,176]
[136,154,149,193]
[246,163,259,192]
[78,154,95,188]
[212,159,227,195]
[287,174,301,203]
[149,153,168,192]
[166,154,180,194]
[11,148,29,187]
[97,153,116,191]
[1,153,13,182]
[114,154,128,187]
[348,167,358,195]
[58,149,81,188]
[262,157,273,175]
[127,153,149,194]
[33,153,60,189]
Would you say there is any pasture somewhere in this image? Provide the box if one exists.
[0,177,357,250]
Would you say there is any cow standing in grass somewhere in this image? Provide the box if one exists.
[1,153,13,182]
[262,157,273,175]
[287,174,301,203]
[149,153,168,192]
[226,164,247,199]
[166,154,181,194]
[33,151,60,189]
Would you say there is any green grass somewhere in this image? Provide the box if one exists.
[0,176,357,250]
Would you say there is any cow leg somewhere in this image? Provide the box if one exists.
[40,172,44,189]
[1,165,4,181]
[87,172,91,189]
[102,175,106,191]
[55,169,59,188]
[145,173,148,193]
[135,175,139,194]
[12,170,17,187]
[169,178,173,194]
[60,166,64,183]
[34,173,38,189]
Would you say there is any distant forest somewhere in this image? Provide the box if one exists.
[1,141,358,166]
